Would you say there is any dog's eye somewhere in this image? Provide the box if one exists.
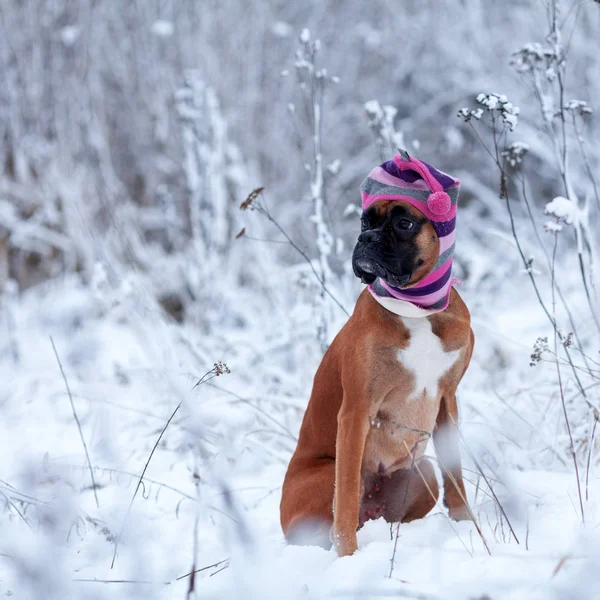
[360,216,370,231]
[396,218,414,231]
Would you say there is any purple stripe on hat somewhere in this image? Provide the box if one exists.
[380,160,417,183]
[387,262,453,297]
[421,161,456,189]
[431,216,456,238]
[380,159,456,189]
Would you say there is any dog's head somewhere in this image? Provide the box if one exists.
[352,200,439,288]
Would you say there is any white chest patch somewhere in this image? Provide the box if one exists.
[397,317,461,400]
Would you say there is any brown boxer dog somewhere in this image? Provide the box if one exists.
[280,198,474,557]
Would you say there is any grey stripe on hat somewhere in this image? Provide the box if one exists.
[433,243,455,270]
[360,178,459,205]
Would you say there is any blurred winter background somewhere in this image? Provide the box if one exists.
[1,0,600,598]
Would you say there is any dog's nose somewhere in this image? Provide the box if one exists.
[358,230,380,244]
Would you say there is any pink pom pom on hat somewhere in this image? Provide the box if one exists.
[427,191,452,216]
[359,153,461,316]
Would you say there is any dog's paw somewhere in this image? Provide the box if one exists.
[448,504,474,522]
[331,528,358,557]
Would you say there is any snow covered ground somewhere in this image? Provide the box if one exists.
[2,3,599,597]
[2,232,599,599]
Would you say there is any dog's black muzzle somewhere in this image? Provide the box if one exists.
[352,229,411,288]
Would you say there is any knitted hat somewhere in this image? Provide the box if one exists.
[359,154,461,317]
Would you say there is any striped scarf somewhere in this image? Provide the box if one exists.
[359,154,461,318]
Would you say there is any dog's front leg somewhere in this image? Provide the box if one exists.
[433,393,472,522]
[332,406,369,556]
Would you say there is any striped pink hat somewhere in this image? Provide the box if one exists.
[360,154,461,316]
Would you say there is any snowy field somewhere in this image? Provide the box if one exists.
[2,227,599,599]
[1,1,600,598]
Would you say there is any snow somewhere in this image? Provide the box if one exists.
[544,220,563,233]
[272,22,293,38]
[326,159,341,176]
[343,203,361,218]
[545,196,576,225]
[475,93,520,131]
[364,100,384,117]
[151,20,174,38]
[2,1,600,598]
[59,26,80,47]
[2,223,599,598]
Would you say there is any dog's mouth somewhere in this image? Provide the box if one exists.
[352,255,411,288]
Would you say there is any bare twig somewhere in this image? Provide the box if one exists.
[73,578,158,584]
[209,563,230,577]
[450,415,520,545]
[175,558,230,581]
[0,488,31,529]
[389,442,417,579]
[585,413,598,502]
[110,365,225,569]
[467,121,588,399]
[436,461,492,553]
[50,336,100,509]
[206,381,298,440]
[401,441,473,559]
[73,558,231,587]
[187,462,202,599]
[550,232,585,523]
[332,589,438,599]
[251,196,349,318]
[110,400,183,568]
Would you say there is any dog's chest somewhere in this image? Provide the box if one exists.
[363,317,461,474]
[396,317,460,401]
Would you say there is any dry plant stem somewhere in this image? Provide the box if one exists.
[450,414,520,544]
[389,443,417,579]
[572,114,600,211]
[400,441,474,559]
[548,6,600,337]
[58,463,197,502]
[50,336,100,509]
[210,563,230,577]
[0,488,31,529]
[585,412,599,502]
[331,590,440,599]
[438,462,492,553]
[58,462,240,522]
[550,233,585,523]
[256,202,349,316]
[503,183,586,397]
[295,36,336,350]
[470,120,587,397]
[110,366,219,569]
[187,462,202,599]
[517,175,590,371]
[577,252,600,336]
[585,414,598,502]
[73,559,231,587]
[110,399,183,568]
[206,381,298,440]
[73,578,158,584]
[175,559,230,582]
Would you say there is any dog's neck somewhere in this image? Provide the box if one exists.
[368,275,459,318]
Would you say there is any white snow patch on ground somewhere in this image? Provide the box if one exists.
[1,252,599,598]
